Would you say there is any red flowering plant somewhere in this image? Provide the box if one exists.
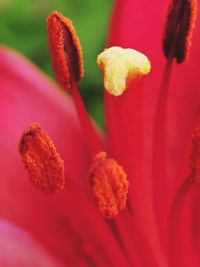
[0,0,199,266]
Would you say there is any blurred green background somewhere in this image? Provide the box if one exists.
[0,0,113,128]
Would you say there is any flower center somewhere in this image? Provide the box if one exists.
[19,12,130,219]
[19,123,65,194]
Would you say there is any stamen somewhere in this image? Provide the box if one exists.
[97,46,151,96]
[163,0,197,63]
[47,11,102,155]
[47,11,84,91]
[19,123,65,194]
[88,152,129,219]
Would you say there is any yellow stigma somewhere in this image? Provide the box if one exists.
[97,46,151,96]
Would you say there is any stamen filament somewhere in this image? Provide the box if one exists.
[71,82,103,155]
[168,178,193,267]
[152,58,173,234]
[168,121,200,266]
[108,218,138,266]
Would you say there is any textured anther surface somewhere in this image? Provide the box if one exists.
[47,11,83,91]
[19,123,65,194]
[89,152,129,219]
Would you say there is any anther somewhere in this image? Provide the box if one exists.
[163,0,197,63]
[88,152,129,219]
[97,46,151,96]
[47,11,84,91]
[188,126,200,184]
[19,123,65,194]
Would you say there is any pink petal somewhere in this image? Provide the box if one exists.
[0,46,91,264]
[0,219,63,267]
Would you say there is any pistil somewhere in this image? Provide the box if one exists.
[98,46,167,266]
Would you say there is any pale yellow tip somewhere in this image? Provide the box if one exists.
[97,46,151,96]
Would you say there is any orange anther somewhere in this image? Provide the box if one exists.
[163,0,197,63]
[19,123,65,194]
[47,11,84,91]
[89,152,129,219]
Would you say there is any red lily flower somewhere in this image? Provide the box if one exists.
[0,1,199,267]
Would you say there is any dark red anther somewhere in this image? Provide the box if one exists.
[163,0,197,63]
